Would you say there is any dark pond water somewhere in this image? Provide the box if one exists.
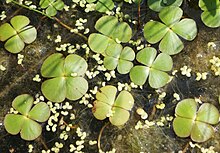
[0,0,220,153]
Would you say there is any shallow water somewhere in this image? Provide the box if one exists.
[0,0,220,153]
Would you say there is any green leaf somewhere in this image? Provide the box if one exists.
[40,0,50,8]
[96,0,114,13]
[86,0,96,3]
[173,117,194,137]
[148,0,183,12]
[144,21,169,44]
[196,103,219,124]
[96,85,117,106]
[201,10,220,28]
[191,121,214,143]
[149,68,170,88]
[41,53,65,78]
[12,94,34,116]
[117,60,133,74]
[151,53,173,71]
[112,22,132,42]
[104,56,118,70]
[136,47,157,66]
[159,6,182,26]
[172,19,197,41]
[114,90,134,110]
[4,35,25,53]
[4,114,25,135]
[105,43,122,58]
[64,54,88,76]
[0,23,16,41]
[110,107,130,126]
[53,0,64,10]
[28,102,50,122]
[95,15,132,42]
[93,86,134,126]
[46,5,57,17]
[88,33,115,54]
[120,47,135,61]
[10,15,30,31]
[159,30,184,55]
[20,118,42,141]
[65,77,88,101]
[130,66,150,85]
[41,77,66,102]
[18,26,37,44]
[95,16,118,37]
[92,101,112,120]
[175,99,197,119]
[199,0,220,11]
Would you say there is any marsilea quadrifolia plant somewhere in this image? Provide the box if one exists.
[41,53,88,103]
[144,6,197,55]
[173,99,220,142]
[4,94,50,141]
[130,47,173,88]
[0,15,37,53]
[92,85,134,126]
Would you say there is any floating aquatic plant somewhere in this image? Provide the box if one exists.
[173,99,220,142]
[148,0,183,12]
[86,0,114,13]
[4,94,50,141]
[104,45,135,74]
[41,53,88,103]
[130,47,173,88]
[144,6,197,55]
[92,85,134,126]
[0,15,37,53]
[95,15,132,43]
[39,0,64,17]
[199,0,220,28]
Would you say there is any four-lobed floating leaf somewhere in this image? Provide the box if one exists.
[41,53,88,103]
[144,6,197,55]
[92,85,134,126]
[95,15,132,43]
[40,0,64,17]
[104,45,135,74]
[0,15,37,53]
[130,47,173,88]
[148,0,183,12]
[4,94,50,141]
[199,0,220,28]
[88,34,135,74]
[173,99,220,142]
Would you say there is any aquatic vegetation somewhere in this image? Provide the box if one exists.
[92,85,134,126]
[173,99,220,142]
[4,94,50,141]
[95,15,132,43]
[130,47,173,88]
[1,0,220,152]
[88,15,134,74]
[199,0,220,28]
[86,0,114,12]
[0,15,37,53]
[144,6,197,55]
[148,0,183,12]
[104,46,135,74]
[41,53,88,102]
[39,0,64,17]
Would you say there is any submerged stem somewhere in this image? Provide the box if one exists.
[98,123,109,152]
